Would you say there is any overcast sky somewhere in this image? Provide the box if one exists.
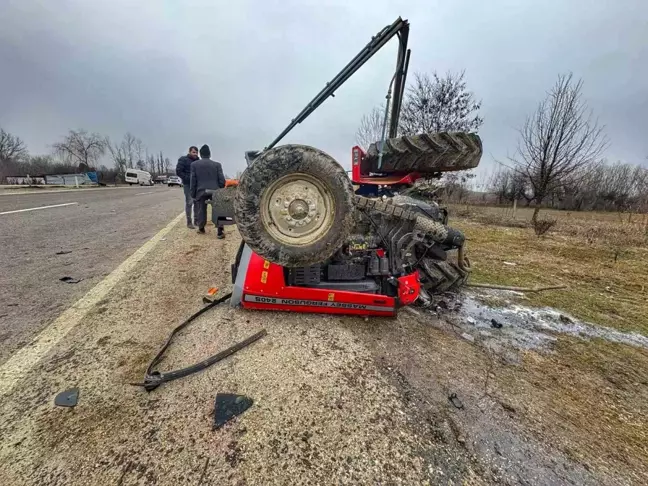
[1,0,647,179]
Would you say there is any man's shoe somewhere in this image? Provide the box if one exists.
[197,227,206,234]
[217,233,225,239]
[187,223,195,229]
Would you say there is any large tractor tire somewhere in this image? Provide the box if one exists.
[418,254,469,293]
[234,145,356,267]
[363,132,482,174]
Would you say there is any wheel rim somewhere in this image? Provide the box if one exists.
[260,173,335,246]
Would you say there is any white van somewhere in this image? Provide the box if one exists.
[125,169,154,186]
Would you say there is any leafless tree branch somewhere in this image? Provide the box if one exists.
[400,71,483,135]
[509,73,608,222]
[52,129,107,170]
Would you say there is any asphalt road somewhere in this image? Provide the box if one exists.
[0,185,186,365]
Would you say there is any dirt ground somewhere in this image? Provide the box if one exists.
[0,218,646,485]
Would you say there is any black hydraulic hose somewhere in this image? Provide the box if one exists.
[131,293,267,391]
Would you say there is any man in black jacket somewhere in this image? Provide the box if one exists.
[176,146,199,228]
[190,144,226,237]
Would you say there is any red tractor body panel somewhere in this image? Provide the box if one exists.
[351,146,422,187]
[239,251,419,316]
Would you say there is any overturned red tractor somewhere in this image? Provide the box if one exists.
[212,17,483,316]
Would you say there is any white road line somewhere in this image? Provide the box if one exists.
[0,186,137,196]
[0,202,78,215]
[0,212,184,398]
[136,191,156,195]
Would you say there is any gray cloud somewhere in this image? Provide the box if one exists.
[1,0,647,177]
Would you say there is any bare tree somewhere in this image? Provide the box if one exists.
[107,132,144,174]
[400,71,483,135]
[134,138,145,169]
[443,170,476,203]
[489,166,528,204]
[52,129,106,169]
[510,73,608,222]
[355,105,388,150]
[0,128,29,162]
[107,138,127,175]
[155,152,161,175]
[146,152,156,176]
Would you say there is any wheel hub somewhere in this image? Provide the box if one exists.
[261,173,334,245]
[288,199,309,220]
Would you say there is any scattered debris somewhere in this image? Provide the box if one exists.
[503,261,517,266]
[448,393,464,409]
[490,318,503,329]
[466,317,476,325]
[54,388,79,407]
[203,287,220,304]
[198,458,210,484]
[559,314,572,324]
[59,276,82,284]
[131,293,268,391]
[55,250,72,255]
[499,400,517,414]
[214,393,254,430]
[460,332,475,343]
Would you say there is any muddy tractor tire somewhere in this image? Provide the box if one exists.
[363,132,482,174]
[418,254,469,293]
[234,145,356,267]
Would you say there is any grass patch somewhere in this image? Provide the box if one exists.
[446,204,648,480]
[452,211,648,335]
[493,337,648,478]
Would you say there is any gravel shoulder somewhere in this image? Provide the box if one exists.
[0,221,645,485]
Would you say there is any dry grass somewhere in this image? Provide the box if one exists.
[451,205,648,335]
[448,205,648,481]
[451,204,648,247]
[493,336,648,481]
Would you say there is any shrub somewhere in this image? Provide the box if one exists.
[533,218,557,236]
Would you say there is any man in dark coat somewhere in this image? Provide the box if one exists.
[176,146,199,228]
[190,144,226,236]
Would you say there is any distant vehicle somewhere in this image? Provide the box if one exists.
[125,169,154,186]
[154,175,168,185]
[167,176,183,187]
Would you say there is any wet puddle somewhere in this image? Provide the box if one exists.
[428,291,648,358]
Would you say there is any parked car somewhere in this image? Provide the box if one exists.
[125,169,154,186]
[168,176,183,187]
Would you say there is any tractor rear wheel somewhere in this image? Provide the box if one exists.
[234,145,356,267]
[418,253,469,293]
[364,132,482,174]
